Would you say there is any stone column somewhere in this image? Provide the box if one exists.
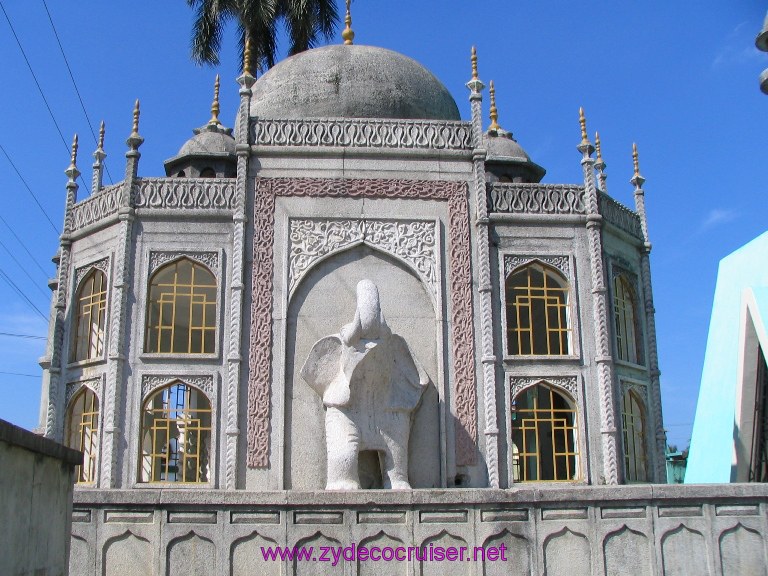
[101,102,142,488]
[224,60,255,489]
[466,48,499,486]
[631,146,667,483]
[578,110,621,484]
[42,135,79,442]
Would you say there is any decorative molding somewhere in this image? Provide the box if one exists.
[248,177,476,468]
[251,118,473,150]
[598,192,643,239]
[135,177,236,210]
[620,379,648,399]
[504,254,570,279]
[509,376,578,402]
[71,184,122,231]
[65,377,102,408]
[288,218,438,299]
[74,257,110,292]
[148,251,219,276]
[141,374,215,400]
[488,183,585,214]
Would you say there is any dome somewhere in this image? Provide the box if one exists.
[483,129,545,183]
[250,44,460,121]
[483,131,532,163]
[178,125,235,157]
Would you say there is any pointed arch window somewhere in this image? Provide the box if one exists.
[621,388,649,482]
[65,387,99,483]
[139,381,212,483]
[145,258,217,354]
[506,263,571,355]
[613,275,643,364]
[511,383,579,481]
[73,269,107,362]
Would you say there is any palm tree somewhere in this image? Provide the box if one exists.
[186,0,339,72]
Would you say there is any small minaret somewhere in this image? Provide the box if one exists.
[631,144,667,482]
[594,131,608,193]
[125,99,144,182]
[578,108,621,485]
[91,121,106,194]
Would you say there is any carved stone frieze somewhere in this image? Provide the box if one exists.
[621,380,648,399]
[504,255,570,279]
[74,257,110,292]
[135,178,236,210]
[248,177,476,468]
[488,183,585,215]
[251,118,473,150]
[509,376,578,402]
[288,218,438,298]
[141,374,215,399]
[598,192,643,239]
[71,184,122,231]
[148,251,219,276]
[65,377,102,408]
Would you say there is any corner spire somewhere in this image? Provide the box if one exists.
[594,131,608,191]
[577,107,594,156]
[126,99,144,153]
[98,121,105,152]
[631,142,645,188]
[471,46,478,80]
[243,35,252,76]
[488,81,501,132]
[209,74,221,125]
[66,133,80,180]
[342,0,354,45]
[91,121,107,193]
[466,46,484,94]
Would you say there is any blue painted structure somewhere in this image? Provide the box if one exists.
[686,231,768,482]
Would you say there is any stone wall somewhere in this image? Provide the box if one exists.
[0,418,82,576]
[70,484,768,575]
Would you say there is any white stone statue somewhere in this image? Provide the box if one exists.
[301,279,429,490]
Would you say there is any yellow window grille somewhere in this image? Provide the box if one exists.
[506,263,570,355]
[139,382,212,483]
[73,270,107,361]
[613,275,642,364]
[66,387,99,483]
[511,383,579,482]
[145,259,217,354]
[621,388,649,482]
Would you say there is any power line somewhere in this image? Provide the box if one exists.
[0,266,48,322]
[0,237,51,300]
[0,0,89,191]
[40,0,113,186]
[0,143,60,235]
[0,332,46,340]
[0,214,52,278]
[0,370,40,378]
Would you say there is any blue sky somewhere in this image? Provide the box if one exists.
[0,1,765,450]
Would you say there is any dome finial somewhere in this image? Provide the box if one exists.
[243,35,252,75]
[69,133,79,169]
[471,46,478,80]
[632,142,640,177]
[209,74,221,125]
[132,99,141,135]
[488,80,501,131]
[98,120,105,151]
[342,0,355,45]
[579,107,589,146]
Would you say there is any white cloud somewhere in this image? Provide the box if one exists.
[700,208,738,231]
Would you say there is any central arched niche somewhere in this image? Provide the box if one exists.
[285,244,441,489]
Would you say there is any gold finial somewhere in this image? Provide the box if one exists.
[210,74,221,125]
[98,121,105,150]
[342,0,354,45]
[595,131,602,162]
[579,107,588,145]
[471,46,478,80]
[132,99,140,134]
[632,142,640,176]
[243,35,252,75]
[488,80,501,131]
[70,133,79,166]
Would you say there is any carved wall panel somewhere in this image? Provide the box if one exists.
[148,251,219,276]
[598,192,643,239]
[248,177,476,468]
[167,532,215,576]
[288,218,438,300]
[73,257,110,292]
[103,531,152,576]
[544,528,591,576]
[231,532,280,576]
[483,530,530,576]
[65,377,102,408]
[71,184,122,231]
[603,526,652,576]
[661,525,708,575]
[140,374,215,399]
[719,524,765,575]
[509,376,578,403]
[503,254,570,280]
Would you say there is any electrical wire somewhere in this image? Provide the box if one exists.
[0,266,48,322]
[40,0,113,185]
[0,237,51,299]
[0,143,60,235]
[0,214,52,278]
[0,332,46,340]
[0,370,40,378]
